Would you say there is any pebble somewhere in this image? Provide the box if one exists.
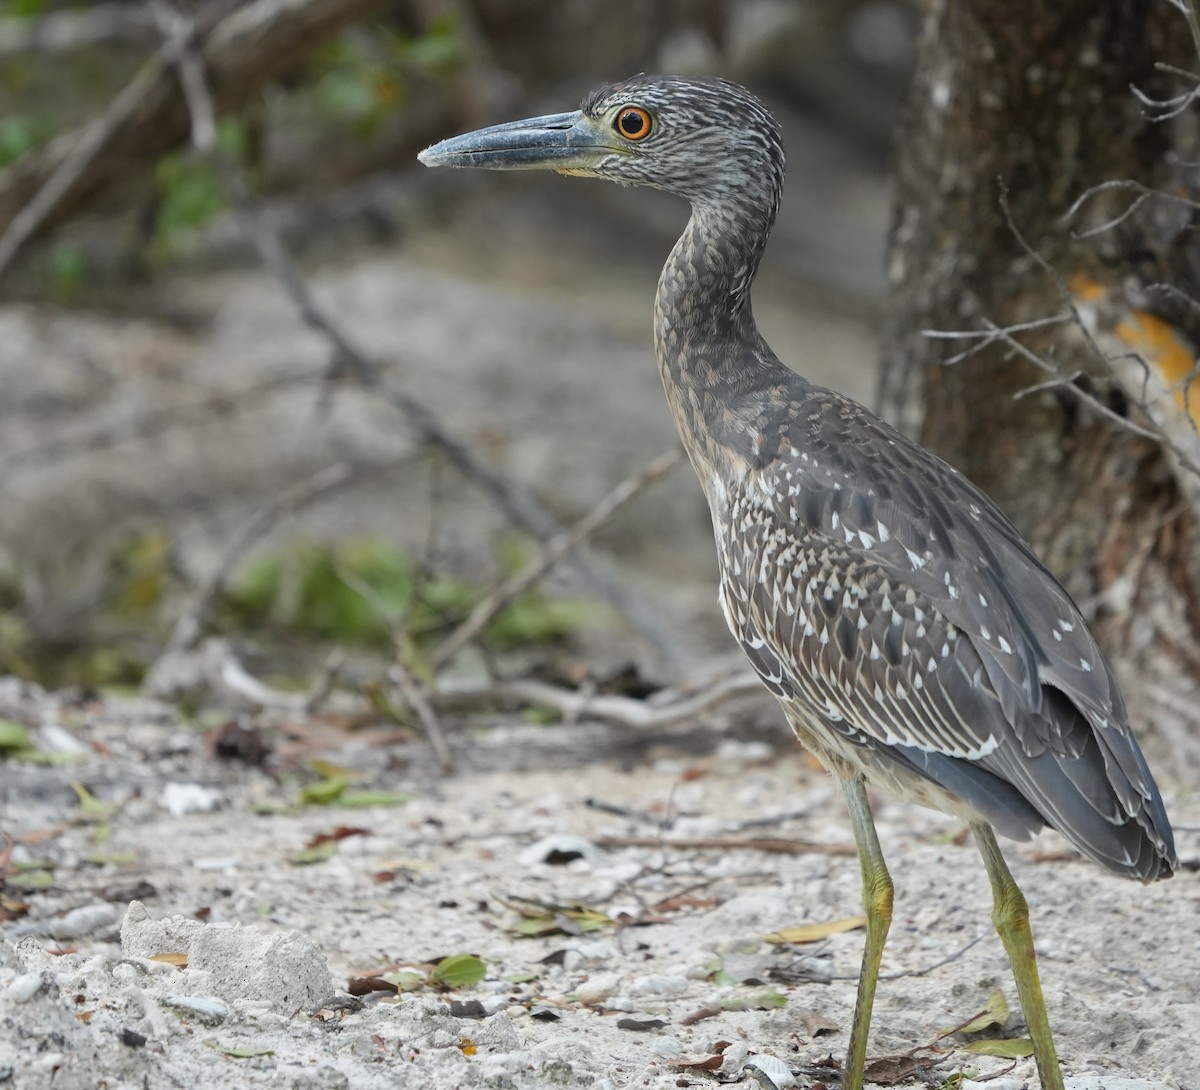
[628,974,688,997]
[606,995,636,1011]
[650,1036,683,1059]
[161,782,223,817]
[517,835,603,867]
[575,972,620,1006]
[5,973,43,1003]
[48,902,119,940]
[163,995,229,1021]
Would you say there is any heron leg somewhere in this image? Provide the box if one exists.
[839,773,894,1090]
[971,823,1065,1090]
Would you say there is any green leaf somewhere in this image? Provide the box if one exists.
[959,1038,1035,1059]
[298,777,348,806]
[0,719,32,753]
[6,868,53,890]
[711,969,737,987]
[764,916,866,944]
[383,969,427,992]
[291,840,337,865]
[946,989,1009,1036]
[503,972,538,985]
[429,954,486,989]
[70,781,117,822]
[217,1046,276,1059]
[339,790,410,808]
[717,991,788,1011]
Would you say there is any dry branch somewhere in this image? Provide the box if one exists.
[429,447,684,669]
[432,672,765,728]
[0,0,395,277]
[594,835,857,857]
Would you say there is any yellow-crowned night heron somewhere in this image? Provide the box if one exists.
[420,76,1177,1090]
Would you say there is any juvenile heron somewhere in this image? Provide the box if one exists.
[419,76,1177,1089]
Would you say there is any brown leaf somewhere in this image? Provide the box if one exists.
[679,1007,723,1025]
[669,1055,723,1071]
[862,1055,922,1085]
[764,916,867,944]
[346,976,398,997]
[149,953,188,968]
[798,1008,840,1037]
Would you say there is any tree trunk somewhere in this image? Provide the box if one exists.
[882,0,1200,766]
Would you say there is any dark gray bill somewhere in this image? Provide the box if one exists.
[418,111,617,171]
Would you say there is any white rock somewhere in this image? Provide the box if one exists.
[650,1036,683,1058]
[160,781,223,817]
[628,974,688,997]
[5,972,42,1002]
[575,972,620,1006]
[48,902,119,940]
[36,722,87,755]
[606,995,636,1011]
[163,994,229,1021]
[517,835,603,867]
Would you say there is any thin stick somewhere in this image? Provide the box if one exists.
[429,447,683,669]
[156,460,372,657]
[594,835,857,857]
[432,671,764,728]
[390,654,454,773]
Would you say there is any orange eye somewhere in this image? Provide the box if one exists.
[614,106,653,141]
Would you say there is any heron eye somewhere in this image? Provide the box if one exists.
[615,106,653,141]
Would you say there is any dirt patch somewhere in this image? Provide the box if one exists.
[1,678,1196,1089]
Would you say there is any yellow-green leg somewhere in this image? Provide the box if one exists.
[971,823,1065,1090]
[839,773,894,1090]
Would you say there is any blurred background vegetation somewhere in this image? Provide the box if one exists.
[0,0,914,696]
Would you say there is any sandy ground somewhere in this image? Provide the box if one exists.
[1,675,1197,1090]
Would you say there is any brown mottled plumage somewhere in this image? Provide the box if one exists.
[420,75,1176,1090]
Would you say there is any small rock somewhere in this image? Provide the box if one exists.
[629,974,688,997]
[163,995,229,1022]
[5,972,42,1003]
[48,902,119,940]
[650,1036,683,1058]
[606,995,636,1011]
[575,972,620,1006]
[160,782,223,817]
[517,835,603,867]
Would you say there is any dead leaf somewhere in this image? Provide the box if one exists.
[149,953,188,968]
[346,977,398,997]
[959,1038,1035,1058]
[941,990,1009,1037]
[669,1055,723,1071]
[680,1007,723,1025]
[862,1055,922,1085]
[797,1008,839,1037]
[764,916,867,944]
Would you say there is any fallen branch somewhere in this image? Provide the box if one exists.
[429,447,684,669]
[432,671,766,728]
[594,835,857,857]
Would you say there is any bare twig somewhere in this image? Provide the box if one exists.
[157,4,691,670]
[594,835,857,857]
[430,447,684,669]
[155,460,375,659]
[389,655,454,772]
[432,671,766,728]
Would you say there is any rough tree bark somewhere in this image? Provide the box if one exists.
[882,1,1200,764]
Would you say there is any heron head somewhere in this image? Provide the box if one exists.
[419,74,785,211]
